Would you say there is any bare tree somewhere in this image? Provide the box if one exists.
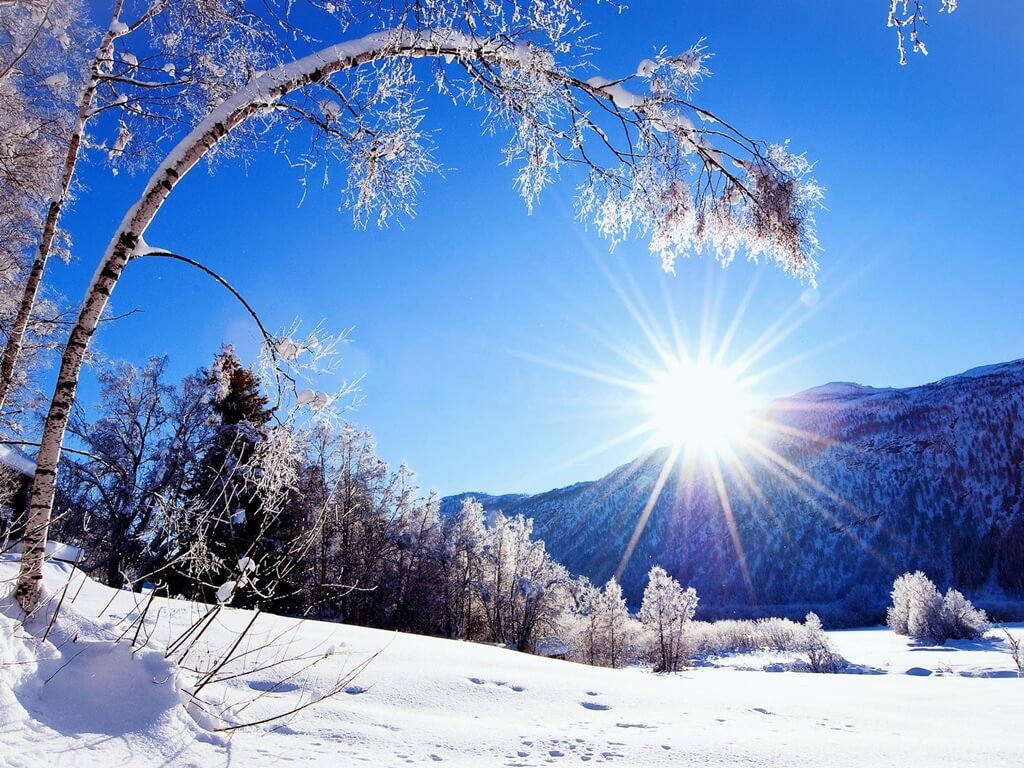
[53,356,216,586]
[15,1,824,612]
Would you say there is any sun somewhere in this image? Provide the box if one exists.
[641,357,756,457]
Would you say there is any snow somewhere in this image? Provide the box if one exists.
[939,361,1019,382]
[215,580,236,603]
[635,59,656,78]
[319,98,342,120]
[0,443,35,476]
[42,73,69,90]
[5,540,82,564]
[1,559,1022,767]
[794,381,880,399]
[275,337,302,360]
[585,76,646,110]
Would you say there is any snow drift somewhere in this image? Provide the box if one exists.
[1,557,1023,767]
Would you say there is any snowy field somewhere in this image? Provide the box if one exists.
[1,559,1022,768]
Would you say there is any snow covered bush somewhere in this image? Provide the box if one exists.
[938,589,990,641]
[801,612,842,673]
[683,617,807,659]
[756,617,806,653]
[887,571,989,643]
[678,613,845,672]
[638,566,698,672]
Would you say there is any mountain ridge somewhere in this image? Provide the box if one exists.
[442,358,1024,622]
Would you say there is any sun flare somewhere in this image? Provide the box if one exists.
[642,358,755,456]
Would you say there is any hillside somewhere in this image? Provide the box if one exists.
[444,360,1024,620]
[2,559,1023,767]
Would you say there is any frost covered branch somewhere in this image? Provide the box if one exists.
[887,0,958,64]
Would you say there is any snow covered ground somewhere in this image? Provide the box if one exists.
[1,558,1022,768]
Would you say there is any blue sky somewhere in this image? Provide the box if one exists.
[56,1,1023,496]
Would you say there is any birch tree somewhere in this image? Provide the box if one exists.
[15,0,826,612]
[0,0,290,419]
[0,0,85,427]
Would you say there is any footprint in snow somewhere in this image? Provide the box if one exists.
[751,707,775,716]
[247,680,301,693]
[615,723,649,729]
[580,701,611,711]
[468,677,526,691]
[344,685,368,695]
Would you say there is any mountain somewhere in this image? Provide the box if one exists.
[443,360,1024,623]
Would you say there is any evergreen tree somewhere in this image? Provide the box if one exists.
[181,346,279,606]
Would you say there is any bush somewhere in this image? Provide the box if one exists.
[940,589,990,640]
[801,612,842,673]
[887,571,989,642]
[682,617,805,658]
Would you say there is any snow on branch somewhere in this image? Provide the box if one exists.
[110,24,821,296]
[887,0,958,64]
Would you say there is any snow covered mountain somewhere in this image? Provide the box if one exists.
[444,360,1024,621]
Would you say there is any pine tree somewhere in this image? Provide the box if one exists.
[182,346,278,606]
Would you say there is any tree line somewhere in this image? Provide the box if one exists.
[1,346,849,672]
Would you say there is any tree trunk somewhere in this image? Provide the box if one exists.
[15,28,498,612]
[0,4,122,415]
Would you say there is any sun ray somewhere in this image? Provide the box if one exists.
[615,445,680,581]
[508,348,649,393]
[708,453,757,604]
[713,271,762,369]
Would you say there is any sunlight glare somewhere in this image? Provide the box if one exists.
[642,358,755,457]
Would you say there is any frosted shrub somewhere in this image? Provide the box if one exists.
[887,571,989,642]
[682,617,805,659]
[939,589,990,641]
[801,612,842,673]
[888,571,941,637]
[756,617,805,652]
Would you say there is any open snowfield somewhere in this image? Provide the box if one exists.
[1,558,1022,768]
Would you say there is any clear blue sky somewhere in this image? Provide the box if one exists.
[56,1,1023,496]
